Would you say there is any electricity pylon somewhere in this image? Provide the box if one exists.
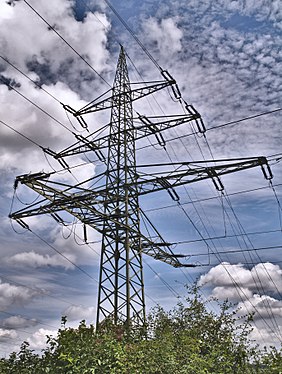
[10,46,273,328]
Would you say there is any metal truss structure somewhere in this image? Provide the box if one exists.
[10,46,273,328]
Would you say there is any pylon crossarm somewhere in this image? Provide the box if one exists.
[54,113,202,161]
[10,176,189,267]
[63,80,175,117]
[140,242,194,267]
[134,157,272,196]
[135,113,201,137]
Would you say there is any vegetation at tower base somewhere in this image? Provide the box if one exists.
[1,289,281,373]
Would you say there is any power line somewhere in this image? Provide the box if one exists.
[206,108,282,132]
[172,228,282,246]
[22,0,111,88]
[0,310,57,331]
[0,119,44,149]
[9,211,98,283]
[0,273,87,309]
[3,1,280,338]
[0,76,72,133]
[30,229,99,283]
[137,107,282,151]
[102,0,162,71]
[0,55,61,104]
[162,119,282,341]
[0,118,105,175]
[187,244,282,257]
[145,183,282,213]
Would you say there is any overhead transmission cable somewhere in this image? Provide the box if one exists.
[102,0,162,72]
[22,0,111,88]
[172,228,282,246]
[137,107,282,151]
[1,120,186,305]
[0,55,61,104]
[159,86,282,340]
[145,183,282,214]
[222,193,282,338]
[0,119,43,149]
[9,199,98,284]
[0,76,73,134]
[0,273,89,310]
[6,0,282,337]
[127,35,282,328]
[224,193,282,296]
[0,310,58,330]
[127,46,282,319]
[125,57,205,292]
[187,244,282,257]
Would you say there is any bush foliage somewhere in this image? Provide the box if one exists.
[1,288,281,373]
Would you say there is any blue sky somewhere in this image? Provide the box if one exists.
[0,0,281,354]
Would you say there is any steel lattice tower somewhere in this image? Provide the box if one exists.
[9,46,273,329]
[97,47,145,326]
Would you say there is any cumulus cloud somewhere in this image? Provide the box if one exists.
[237,294,282,320]
[198,262,282,299]
[63,305,96,321]
[0,315,37,329]
[0,279,40,309]
[142,17,183,58]
[5,250,76,269]
[211,285,253,301]
[27,328,57,350]
[0,328,17,342]
[0,0,110,76]
[198,262,282,347]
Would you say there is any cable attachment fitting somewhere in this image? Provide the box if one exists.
[157,177,180,201]
[184,102,206,134]
[258,157,273,180]
[207,168,224,191]
[83,223,88,243]
[15,172,51,185]
[14,218,30,230]
[161,70,182,100]
[138,114,166,148]
[61,103,88,131]
[75,134,105,162]
[51,213,66,225]
[13,178,19,190]
[43,148,70,170]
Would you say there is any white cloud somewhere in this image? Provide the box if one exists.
[0,0,110,74]
[142,17,183,58]
[249,325,282,348]
[237,294,282,320]
[0,279,40,309]
[63,305,96,321]
[198,262,282,297]
[27,328,57,350]
[211,285,253,301]
[0,328,17,342]
[5,250,76,269]
[198,262,282,347]
[0,0,13,20]
[0,315,37,329]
